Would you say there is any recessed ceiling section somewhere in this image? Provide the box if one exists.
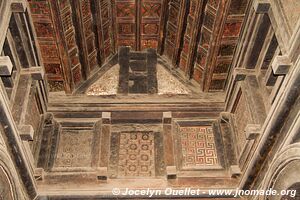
[28,0,250,93]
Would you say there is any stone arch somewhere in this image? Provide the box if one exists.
[0,133,26,200]
[260,143,300,200]
[0,166,15,200]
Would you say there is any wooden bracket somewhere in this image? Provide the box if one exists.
[163,112,172,124]
[18,125,34,141]
[245,124,261,140]
[166,166,177,179]
[102,112,111,124]
[0,56,13,76]
[233,68,256,82]
[21,67,45,80]
[34,168,44,181]
[97,167,108,182]
[230,165,241,177]
[11,0,27,12]
[253,0,270,13]
[272,55,292,75]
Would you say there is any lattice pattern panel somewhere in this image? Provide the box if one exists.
[55,130,93,168]
[118,132,155,177]
[180,126,219,167]
[109,132,159,178]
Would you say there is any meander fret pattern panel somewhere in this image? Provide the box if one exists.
[180,126,219,167]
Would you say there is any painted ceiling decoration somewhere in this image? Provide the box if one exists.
[28,0,250,94]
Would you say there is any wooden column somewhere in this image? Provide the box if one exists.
[98,112,111,181]
[118,47,130,94]
[147,48,158,94]
[163,111,176,179]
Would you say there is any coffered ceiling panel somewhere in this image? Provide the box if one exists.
[28,0,250,93]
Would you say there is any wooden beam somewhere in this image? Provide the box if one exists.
[173,0,189,66]
[157,0,170,55]
[202,0,231,91]
[186,0,207,78]
[20,66,45,80]
[91,0,104,64]
[71,0,91,80]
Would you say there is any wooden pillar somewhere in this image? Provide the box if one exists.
[98,112,111,181]
[118,47,130,94]
[147,48,158,94]
[163,111,176,179]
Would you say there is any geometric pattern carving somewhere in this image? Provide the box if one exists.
[180,126,219,167]
[118,132,155,177]
[55,130,93,168]
[116,3,135,17]
[142,3,161,17]
[109,132,156,178]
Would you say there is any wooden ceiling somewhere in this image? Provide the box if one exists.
[28,0,250,93]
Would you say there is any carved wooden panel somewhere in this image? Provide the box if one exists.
[96,0,115,60]
[115,0,136,49]
[114,0,162,51]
